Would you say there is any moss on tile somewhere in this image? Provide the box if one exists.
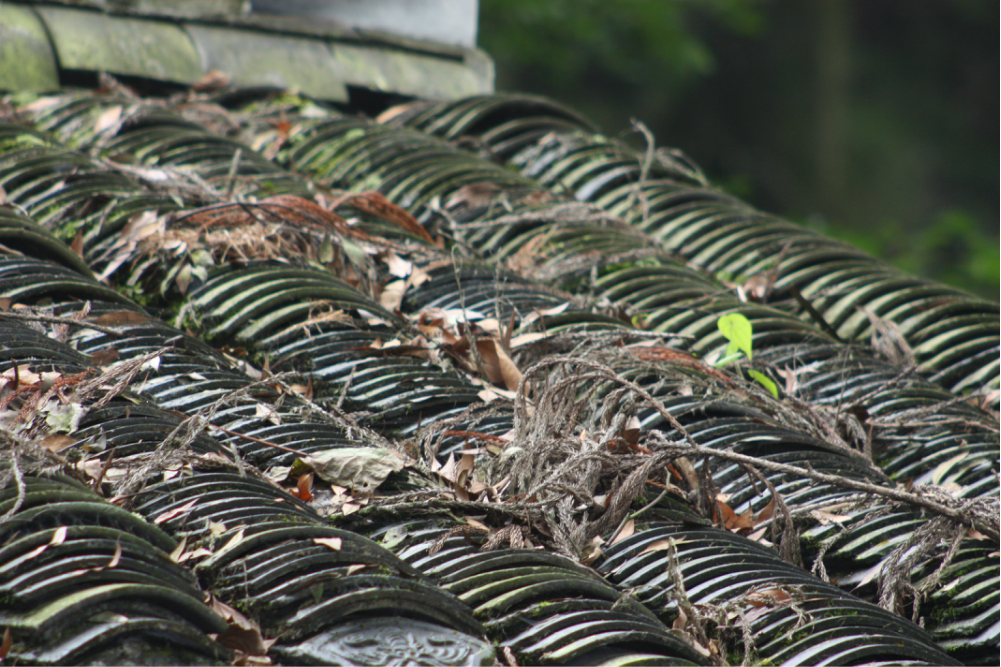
[184,24,348,102]
[36,5,202,83]
[328,43,490,99]
[0,5,60,92]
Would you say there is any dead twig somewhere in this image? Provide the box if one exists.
[0,311,127,337]
[208,423,307,458]
[0,452,26,524]
[644,431,999,543]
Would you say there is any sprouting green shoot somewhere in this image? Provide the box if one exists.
[715,313,779,399]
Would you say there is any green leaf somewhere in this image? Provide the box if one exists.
[748,369,779,399]
[717,313,753,361]
[716,350,745,367]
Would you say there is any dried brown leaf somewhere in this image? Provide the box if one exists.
[314,536,342,551]
[69,230,85,258]
[621,416,642,446]
[754,498,775,525]
[154,498,198,525]
[169,536,188,563]
[383,252,412,278]
[93,105,122,134]
[580,536,604,565]
[718,498,755,532]
[745,587,792,607]
[611,519,635,545]
[88,348,120,366]
[41,434,77,452]
[289,378,313,400]
[379,280,406,311]
[446,182,502,210]
[293,472,314,502]
[176,547,213,564]
[210,595,272,658]
[465,518,490,532]
[810,509,851,526]
[334,191,433,242]
[638,537,687,555]
[94,311,149,326]
[776,366,798,395]
[192,69,231,91]
[295,448,408,493]
[475,338,522,391]
[214,528,246,560]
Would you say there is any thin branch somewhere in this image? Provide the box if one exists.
[0,311,128,337]
[516,356,999,542]
[208,423,307,457]
[645,433,999,543]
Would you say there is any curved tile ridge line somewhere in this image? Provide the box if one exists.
[391,94,999,401]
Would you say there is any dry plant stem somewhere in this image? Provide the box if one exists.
[623,120,656,223]
[0,454,26,523]
[360,495,551,523]
[517,357,999,542]
[910,525,966,622]
[88,349,171,410]
[661,538,723,666]
[0,311,127,336]
[609,478,670,542]
[93,445,119,491]
[209,423,307,457]
[515,356,700,450]
[740,463,802,566]
[336,366,356,411]
[645,434,999,543]
[878,515,956,618]
[114,372,299,496]
[224,148,242,200]
[267,374,400,454]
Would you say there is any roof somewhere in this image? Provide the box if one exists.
[0,1,493,102]
[0,3,998,666]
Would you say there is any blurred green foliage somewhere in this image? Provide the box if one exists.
[480,0,999,300]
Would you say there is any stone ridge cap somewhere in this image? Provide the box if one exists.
[7,0,476,62]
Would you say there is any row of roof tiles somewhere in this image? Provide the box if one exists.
[0,83,995,665]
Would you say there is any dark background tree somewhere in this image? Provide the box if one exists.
[479,0,999,299]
